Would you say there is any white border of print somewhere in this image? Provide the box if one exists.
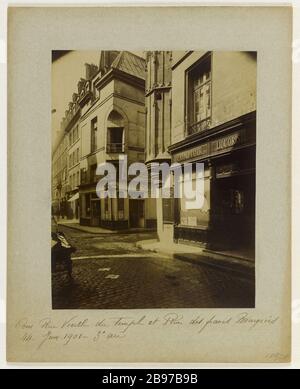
[1,0,299,370]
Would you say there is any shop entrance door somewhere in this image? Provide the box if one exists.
[91,199,101,226]
[213,173,255,251]
[129,200,145,228]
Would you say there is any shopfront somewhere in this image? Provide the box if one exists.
[170,114,256,254]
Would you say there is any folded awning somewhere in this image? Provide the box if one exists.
[68,192,79,202]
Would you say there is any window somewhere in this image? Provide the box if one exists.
[187,55,211,135]
[106,110,125,153]
[77,171,80,187]
[107,128,124,153]
[77,148,79,163]
[91,117,97,152]
[81,168,87,184]
[90,164,97,184]
[74,125,78,141]
[118,195,124,219]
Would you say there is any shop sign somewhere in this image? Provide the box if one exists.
[174,143,209,163]
[173,129,250,163]
[211,131,243,153]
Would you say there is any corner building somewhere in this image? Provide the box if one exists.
[169,51,256,256]
[79,51,153,229]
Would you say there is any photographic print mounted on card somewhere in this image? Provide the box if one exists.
[7,6,291,363]
[51,50,256,310]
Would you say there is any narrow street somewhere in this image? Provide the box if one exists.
[52,226,255,309]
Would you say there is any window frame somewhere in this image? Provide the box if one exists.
[91,117,98,153]
[185,53,212,136]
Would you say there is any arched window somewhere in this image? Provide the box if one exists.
[106,110,125,153]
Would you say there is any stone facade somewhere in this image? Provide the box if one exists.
[169,51,256,254]
[145,51,173,240]
[78,51,152,229]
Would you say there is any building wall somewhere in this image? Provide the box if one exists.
[211,51,256,128]
[144,51,173,238]
[171,51,256,144]
[170,51,256,251]
[51,133,68,214]
[79,76,147,228]
[145,51,172,163]
[80,80,145,170]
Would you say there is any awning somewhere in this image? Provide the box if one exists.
[68,192,79,202]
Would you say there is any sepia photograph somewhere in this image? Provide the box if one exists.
[6,4,293,364]
[51,50,256,310]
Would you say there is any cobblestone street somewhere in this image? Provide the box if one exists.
[52,226,255,309]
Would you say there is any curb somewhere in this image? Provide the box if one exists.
[136,242,255,281]
[59,223,157,236]
[58,223,117,234]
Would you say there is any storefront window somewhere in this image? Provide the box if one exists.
[178,171,209,227]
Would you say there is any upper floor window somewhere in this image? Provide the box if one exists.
[106,110,125,153]
[74,126,78,142]
[187,55,211,135]
[107,127,124,153]
[91,117,98,153]
[90,164,97,184]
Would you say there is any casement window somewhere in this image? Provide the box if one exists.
[106,110,125,153]
[91,117,98,153]
[107,127,124,153]
[186,55,211,135]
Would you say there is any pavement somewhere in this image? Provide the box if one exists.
[57,220,155,235]
[52,226,255,309]
[136,239,255,278]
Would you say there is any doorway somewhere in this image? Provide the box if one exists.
[91,199,101,226]
[213,173,255,251]
[129,200,145,228]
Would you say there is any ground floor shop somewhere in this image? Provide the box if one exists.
[170,113,256,258]
[79,185,156,229]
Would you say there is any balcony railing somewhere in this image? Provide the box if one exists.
[106,143,125,153]
[188,117,211,136]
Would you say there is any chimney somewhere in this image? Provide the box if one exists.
[85,63,98,80]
